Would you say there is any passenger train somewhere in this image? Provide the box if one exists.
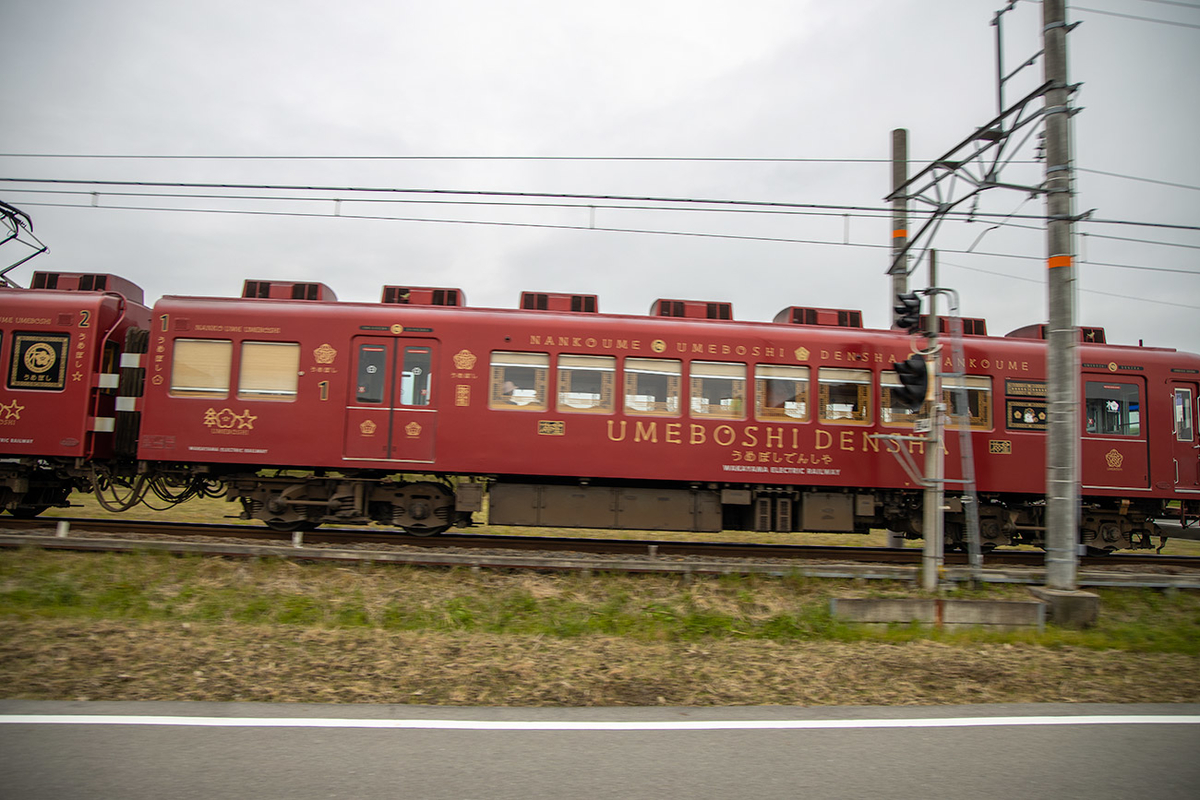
[1,270,1197,552]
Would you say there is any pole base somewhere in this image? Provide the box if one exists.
[1028,586,1100,628]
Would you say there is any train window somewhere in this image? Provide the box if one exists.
[7,332,70,391]
[624,358,681,416]
[818,368,871,424]
[490,351,549,410]
[1176,389,1195,442]
[690,361,746,419]
[755,365,810,422]
[557,354,615,413]
[169,339,232,398]
[400,346,433,407]
[879,374,993,430]
[238,342,300,401]
[1085,381,1141,437]
[944,376,992,430]
[879,370,922,427]
[356,344,389,404]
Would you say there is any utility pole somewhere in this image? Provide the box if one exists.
[1042,0,1079,591]
[890,129,909,311]
[922,251,944,592]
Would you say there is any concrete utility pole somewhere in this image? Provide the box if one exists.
[1042,0,1079,590]
[890,129,909,310]
[922,251,944,593]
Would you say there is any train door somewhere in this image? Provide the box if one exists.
[1170,380,1199,492]
[344,337,437,463]
[1081,377,1149,491]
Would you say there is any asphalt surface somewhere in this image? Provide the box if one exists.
[2,701,1198,799]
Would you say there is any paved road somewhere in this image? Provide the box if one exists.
[3,701,1198,799]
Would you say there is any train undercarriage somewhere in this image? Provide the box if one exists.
[1,458,1186,554]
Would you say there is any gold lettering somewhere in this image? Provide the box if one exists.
[617,340,629,349]
[815,429,832,450]
[840,430,855,451]
[714,425,736,446]
[766,427,783,449]
[529,335,542,345]
[572,338,582,347]
[862,431,879,452]
[908,439,926,455]
[690,424,706,445]
[741,426,759,448]
[666,423,682,444]
[606,420,627,442]
[586,338,597,348]
[634,421,658,443]
[558,336,569,346]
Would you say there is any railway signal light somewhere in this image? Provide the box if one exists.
[891,354,929,412]
[894,291,922,331]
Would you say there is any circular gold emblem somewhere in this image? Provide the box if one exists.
[1108,362,1118,372]
[652,339,666,354]
[24,343,57,374]
[391,324,404,335]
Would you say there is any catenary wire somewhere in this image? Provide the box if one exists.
[5,177,1200,233]
[1071,4,1200,28]
[15,198,1200,279]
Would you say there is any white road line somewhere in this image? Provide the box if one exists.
[1,715,1198,731]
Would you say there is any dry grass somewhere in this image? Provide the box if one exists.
[3,619,1198,706]
[2,549,1199,706]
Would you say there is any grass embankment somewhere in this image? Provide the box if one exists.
[2,548,1199,706]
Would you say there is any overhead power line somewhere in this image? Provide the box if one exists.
[5,176,1200,233]
[15,196,1199,280]
[1072,4,1200,28]
[0,153,894,164]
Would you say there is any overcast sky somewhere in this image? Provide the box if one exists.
[1,0,1196,352]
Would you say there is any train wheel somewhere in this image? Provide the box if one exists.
[402,523,450,537]
[8,505,50,519]
[393,481,453,537]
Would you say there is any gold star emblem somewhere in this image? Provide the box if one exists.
[235,410,258,430]
[0,400,24,420]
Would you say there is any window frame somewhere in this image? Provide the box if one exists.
[489,351,550,411]
[238,341,301,402]
[754,364,811,422]
[689,360,747,420]
[817,367,872,425]
[623,357,682,417]
[556,354,616,414]
[169,338,233,399]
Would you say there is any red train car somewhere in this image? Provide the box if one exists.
[0,272,151,515]
[132,279,1200,550]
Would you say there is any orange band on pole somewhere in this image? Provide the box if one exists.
[1048,255,1073,269]
[892,229,907,239]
